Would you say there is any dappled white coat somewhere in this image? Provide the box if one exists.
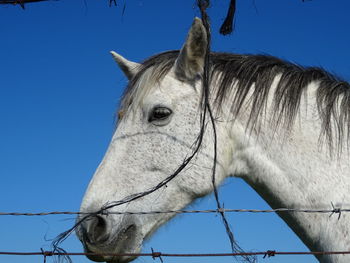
[77,18,350,263]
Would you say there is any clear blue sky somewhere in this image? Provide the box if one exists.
[1,1,349,263]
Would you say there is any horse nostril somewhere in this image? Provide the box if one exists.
[86,215,110,244]
[121,224,136,240]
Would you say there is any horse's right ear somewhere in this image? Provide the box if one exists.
[110,51,140,80]
[175,17,208,81]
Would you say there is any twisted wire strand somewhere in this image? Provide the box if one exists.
[0,207,349,216]
[1,250,350,257]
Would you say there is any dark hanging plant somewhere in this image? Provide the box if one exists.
[219,0,236,35]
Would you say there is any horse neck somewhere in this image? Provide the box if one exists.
[222,80,350,262]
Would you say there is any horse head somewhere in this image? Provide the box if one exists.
[76,18,231,263]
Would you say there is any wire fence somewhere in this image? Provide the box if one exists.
[1,206,350,262]
[1,206,349,261]
[1,249,350,262]
[0,206,349,217]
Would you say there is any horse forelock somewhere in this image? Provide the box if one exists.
[117,51,350,153]
[118,51,179,116]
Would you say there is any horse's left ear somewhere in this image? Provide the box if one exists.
[110,51,140,80]
[175,17,208,81]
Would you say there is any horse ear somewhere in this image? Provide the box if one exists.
[110,51,140,80]
[175,17,208,81]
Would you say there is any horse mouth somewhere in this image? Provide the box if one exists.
[83,224,140,263]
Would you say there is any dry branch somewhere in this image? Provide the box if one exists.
[0,0,51,9]
[0,0,116,9]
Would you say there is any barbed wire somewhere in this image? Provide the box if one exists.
[2,206,348,262]
[1,249,350,258]
[0,206,349,217]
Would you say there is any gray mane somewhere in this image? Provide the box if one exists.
[121,50,350,152]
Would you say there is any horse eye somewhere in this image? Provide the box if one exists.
[148,107,172,123]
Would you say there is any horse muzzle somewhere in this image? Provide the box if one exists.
[77,214,142,263]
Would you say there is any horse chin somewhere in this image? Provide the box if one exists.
[85,252,138,263]
[83,225,142,263]
[84,244,141,263]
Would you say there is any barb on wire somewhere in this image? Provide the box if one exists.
[151,248,163,263]
[263,250,276,258]
[330,202,342,220]
[40,249,50,263]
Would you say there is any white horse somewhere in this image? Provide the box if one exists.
[76,18,350,263]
